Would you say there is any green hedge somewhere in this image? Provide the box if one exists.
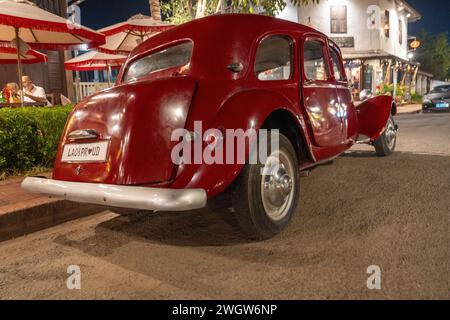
[0,106,72,173]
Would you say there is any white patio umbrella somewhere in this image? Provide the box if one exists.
[0,0,105,104]
[65,50,127,86]
[97,13,173,55]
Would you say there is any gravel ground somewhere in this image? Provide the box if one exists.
[0,113,448,299]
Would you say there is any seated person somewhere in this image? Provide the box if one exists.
[21,75,51,106]
[5,83,20,103]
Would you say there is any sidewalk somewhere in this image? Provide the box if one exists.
[0,173,53,215]
[396,103,422,115]
[0,174,102,241]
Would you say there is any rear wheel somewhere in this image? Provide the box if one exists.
[374,116,397,156]
[231,133,300,240]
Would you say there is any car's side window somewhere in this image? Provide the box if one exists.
[329,46,345,81]
[303,39,330,81]
[254,35,293,81]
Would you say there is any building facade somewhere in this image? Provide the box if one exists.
[0,0,72,104]
[277,0,432,98]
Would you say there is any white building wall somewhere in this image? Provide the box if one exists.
[378,0,408,60]
[276,0,410,60]
[277,0,299,23]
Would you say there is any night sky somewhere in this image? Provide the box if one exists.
[407,0,450,37]
[79,0,449,37]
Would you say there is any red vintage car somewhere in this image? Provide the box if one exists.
[22,14,397,239]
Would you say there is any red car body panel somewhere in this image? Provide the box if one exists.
[356,95,393,140]
[53,14,393,197]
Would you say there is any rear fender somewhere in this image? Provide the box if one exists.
[357,95,393,140]
[171,89,312,196]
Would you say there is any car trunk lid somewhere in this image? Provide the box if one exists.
[53,76,196,185]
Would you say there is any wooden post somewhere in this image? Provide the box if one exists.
[401,65,408,86]
[411,65,419,94]
[107,62,112,86]
[384,60,392,84]
[360,60,365,92]
[75,70,81,102]
[15,28,24,106]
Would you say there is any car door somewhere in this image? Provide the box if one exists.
[301,36,345,147]
[328,42,358,141]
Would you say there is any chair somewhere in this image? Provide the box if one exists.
[46,93,55,106]
[60,94,72,105]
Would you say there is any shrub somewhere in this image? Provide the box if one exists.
[379,83,406,102]
[0,106,72,174]
[411,93,423,104]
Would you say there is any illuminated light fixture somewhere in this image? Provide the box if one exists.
[406,13,411,18]
[398,5,404,11]
[410,40,421,49]
[384,24,390,30]
[407,52,414,59]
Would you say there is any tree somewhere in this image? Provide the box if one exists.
[149,0,162,21]
[161,0,319,24]
[415,31,450,81]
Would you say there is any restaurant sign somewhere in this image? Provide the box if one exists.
[330,37,355,48]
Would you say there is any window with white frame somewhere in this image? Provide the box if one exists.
[330,5,347,34]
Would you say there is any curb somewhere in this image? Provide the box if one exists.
[0,199,103,242]
[396,109,422,116]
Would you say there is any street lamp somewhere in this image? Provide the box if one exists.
[407,52,414,60]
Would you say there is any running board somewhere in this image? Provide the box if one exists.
[355,134,372,144]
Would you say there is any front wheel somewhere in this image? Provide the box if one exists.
[231,133,300,240]
[374,116,397,156]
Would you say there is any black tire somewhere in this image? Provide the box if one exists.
[230,132,300,240]
[374,116,397,157]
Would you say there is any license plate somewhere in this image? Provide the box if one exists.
[61,141,109,163]
[436,102,449,108]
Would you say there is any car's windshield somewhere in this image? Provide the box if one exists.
[429,86,450,94]
[123,41,193,82]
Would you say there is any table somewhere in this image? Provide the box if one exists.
[0,102,47,108]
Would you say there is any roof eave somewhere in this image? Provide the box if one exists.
[399,1,422,23]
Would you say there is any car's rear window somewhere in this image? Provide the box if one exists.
[124,41,193,82]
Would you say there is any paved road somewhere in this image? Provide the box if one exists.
[0,113,449,299]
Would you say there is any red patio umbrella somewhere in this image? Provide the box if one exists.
[0,46,47,64]
[97,14,173,55]
[0,0,106,103]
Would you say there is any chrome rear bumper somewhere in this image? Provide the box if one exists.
[21,177,207,211]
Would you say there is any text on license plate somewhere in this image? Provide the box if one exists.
[436,102,449,108]
[61,141,109,163]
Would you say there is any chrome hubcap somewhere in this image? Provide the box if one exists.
[261,150,295,221]
[385,118,396,150]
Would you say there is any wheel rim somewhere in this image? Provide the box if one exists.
[385,118,396,150]
[260,149,295,222]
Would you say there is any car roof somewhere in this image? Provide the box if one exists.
[129,14,325,59]
[121,14,328,81]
